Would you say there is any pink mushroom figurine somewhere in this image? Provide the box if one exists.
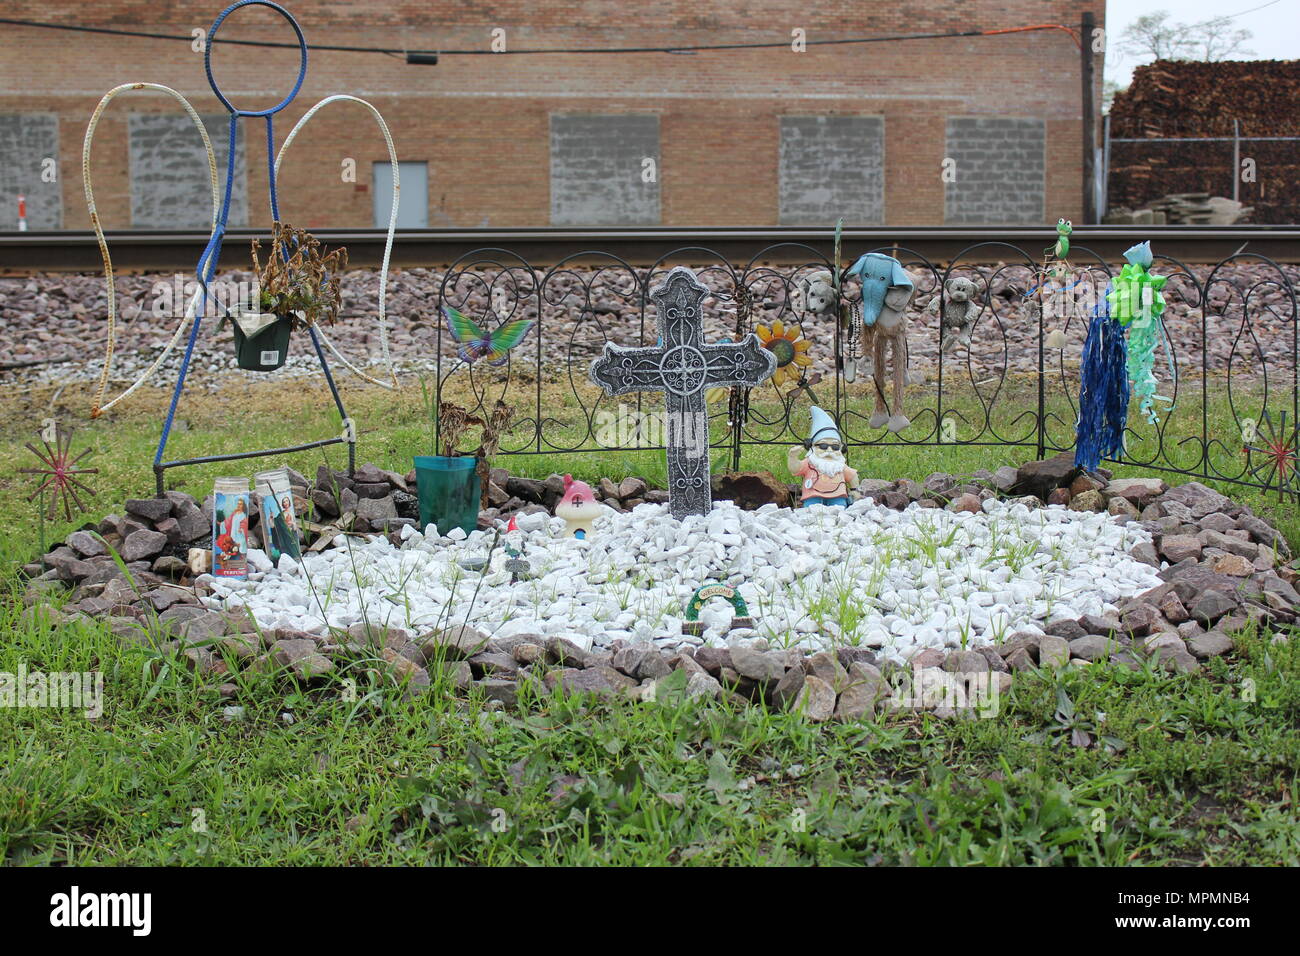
[555,474,601,539]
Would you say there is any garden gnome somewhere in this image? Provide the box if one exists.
[787,406,859,507]
[555,474,602,538]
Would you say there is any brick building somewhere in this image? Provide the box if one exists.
[0,1,1103,231]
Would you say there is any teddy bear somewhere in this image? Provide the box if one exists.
[928,275,983,354]
[795,270,838,317]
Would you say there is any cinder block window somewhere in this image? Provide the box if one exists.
[373,161,428,228]
[944,117,1045,224]
[550,114,660,226]
[129,113,247,229]
[0,114,61,229]
[778,116,884,225]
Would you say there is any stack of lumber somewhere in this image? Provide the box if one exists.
[1105,193,1252,225]
[1107,59,1300,223]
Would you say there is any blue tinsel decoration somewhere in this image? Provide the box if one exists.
[1074,293,1129,472]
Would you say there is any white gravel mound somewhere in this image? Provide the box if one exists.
[205,498,1164,665]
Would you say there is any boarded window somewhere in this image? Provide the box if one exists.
[944,117,1045,225]
[129,113,247,229]
[373,161,428,228]
[779,116,884,225]
[550,114,660,226]
[0,114,61,229]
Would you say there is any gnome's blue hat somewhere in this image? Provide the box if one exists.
[808,406,841,444]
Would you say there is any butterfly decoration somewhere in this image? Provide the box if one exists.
[443,303,535,366]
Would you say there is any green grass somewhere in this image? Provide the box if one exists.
[2,594,1297,865]
[1,372,1298,865]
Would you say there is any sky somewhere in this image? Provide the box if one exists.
[1105,0,1300,88]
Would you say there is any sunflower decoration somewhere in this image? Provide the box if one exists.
[754,320,813,388]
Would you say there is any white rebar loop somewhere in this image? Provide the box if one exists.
[274,94,401,390]
[84,83,222,417]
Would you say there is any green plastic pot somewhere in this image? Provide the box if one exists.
[231,311,293,371]
[413,455,481,536]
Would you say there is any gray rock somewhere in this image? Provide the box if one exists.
[271,638,319,667]
[174,502,209,542]
[1069,634,1118,661]
[1156,646,1201,674]
[65,530,106,558]
[1036,634,1071,668]
[1105,477,1167,506]
[834,662,889,720]
[544,635,591,667]
[792,674,836,722]
[478,679,519,707]
[173,612,233,643]
[942,649,990,673]
[511,642,545,664]
[771,666,805,709]
[1011,452,1078,500]
[125,497,172,522]
[1186,630,1233,659]
[1191,589,1238,624]
[729,645,787,682]
[419,625,491,661]
[684,671,723,700]
[1121,603,1162,637]
[1160,534,1202,563]
[1043,618,1087,641]
[1078,612,1121,636]
[693,646,732,675]
[545,666,636,697]
[311,488,340,517]
[467,652,520,679]
[121,528,167,563]
[1236,515,1290,557]
[1129,541,1160,567]
[805,650,850,688]
[355,494,397,528]
[290,653,334,680]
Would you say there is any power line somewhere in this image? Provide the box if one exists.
[0,17,1079,58]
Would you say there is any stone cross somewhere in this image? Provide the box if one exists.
[589,266,776,519]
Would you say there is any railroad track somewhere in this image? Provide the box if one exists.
[2,225,1298,273]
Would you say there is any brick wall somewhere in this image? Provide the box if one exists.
[944,117,1046,225]
[0,1,1104,230]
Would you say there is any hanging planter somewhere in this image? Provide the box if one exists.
[239,221,347,371]
[230,309,294,371]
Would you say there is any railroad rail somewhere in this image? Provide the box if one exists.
[2,225,1298,273]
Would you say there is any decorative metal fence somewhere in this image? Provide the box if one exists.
[432,242,1298,499]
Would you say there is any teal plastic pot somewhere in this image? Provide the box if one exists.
[413,455,480,535]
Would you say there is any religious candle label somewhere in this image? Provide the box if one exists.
[212,477,250,578]
[254,467,302,563]
[589,266,776,519]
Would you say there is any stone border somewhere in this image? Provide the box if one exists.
[20,453,1300,722]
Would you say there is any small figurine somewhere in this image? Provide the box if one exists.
[796,270,838,317]
[787,406,860,507]
[502,515,532,581]
[845,252,915,431]
[1051,217,1072,262]
[555,474,602,538]
[928,275,982,354]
